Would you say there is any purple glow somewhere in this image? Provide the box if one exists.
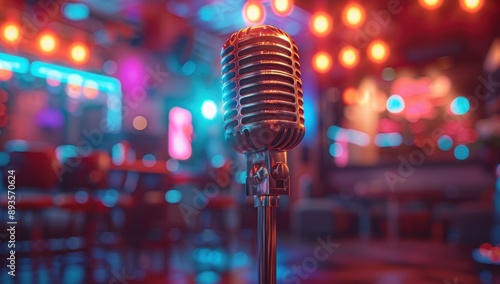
[118,57,145,91]
[36,107,64,128]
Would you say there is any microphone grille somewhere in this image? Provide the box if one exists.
[220,25,304,152]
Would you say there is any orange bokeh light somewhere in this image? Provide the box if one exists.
[460,0,483,12]
[342,87,358,105]
[339,46,359,68]
[312,51,332,73]
[243,1,265,24]
[70,43,89,64]
[0,69,13,81]
[419,0,443,10]
[39,34,57,53]
[272,0,294,15]
[2,23,20,43]
[342,3,365,28]
[310,12,332,37]
[367,40,390,64]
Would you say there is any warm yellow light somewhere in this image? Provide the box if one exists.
[133,116,148,131]
[312,51,332,73]
[2,24,20,43]
[70,44,89,64]
[460,0,483,12]
[339,46,359,68]
[419,0,443,10]
[310,12,332,37]
[39,34,57,53]
[272,0,293,15]
[368,40,389,64]
[244,1,265,23]
[343,3,365,28]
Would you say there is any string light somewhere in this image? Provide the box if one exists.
[342,3,365,28]
[339,46,359,68]
[419,0,443,10]
[367,40,389,64]
[272,0,293,16]
[310,12,332,37]
[39,33,57,54]
[2,23,20,43]
[70,43,89,64]
[460,0,483,13]
[312,51,332,73]
[243,1,265,24]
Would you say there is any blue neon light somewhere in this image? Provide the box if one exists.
[375,132,403,147]
[31,61,121,93]
[0,52,30,73]
[63,3,90,21]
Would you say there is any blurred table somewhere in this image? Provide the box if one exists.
[356,186,487,241]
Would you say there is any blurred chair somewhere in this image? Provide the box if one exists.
[3,148,60,242]
[292,199,358,239]
[54,150,112,282]
[1,147,61,282]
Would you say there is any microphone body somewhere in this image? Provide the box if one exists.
[220,25,305,197]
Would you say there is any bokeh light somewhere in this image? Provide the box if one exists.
[419,0,444,10]
[342,3,365,28]
[367,40,389,64]
[310,12,332,37]
[133,115,148,130]
[454,144,470,160]
[450,96,470,115]
[339,46,359,68]
[386,94,405,113]
[201,100,217,120]
[165,189,182,204]
[39,33,57,53]
[70,43,89,64]
[437,135,453,151]
[460,0,484,12]
[272,0,294,16]
[342,87,358,105]
[329,143,343,157]
[243,1,265,24]
[312,51,332,73]
[2,23,20,43]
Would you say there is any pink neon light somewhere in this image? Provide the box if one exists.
[168,107,193,160]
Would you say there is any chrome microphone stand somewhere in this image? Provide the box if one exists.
[246,150,290,284]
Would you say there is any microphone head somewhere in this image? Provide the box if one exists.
[220,25,305,154]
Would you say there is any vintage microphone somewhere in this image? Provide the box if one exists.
[220,25,305,284]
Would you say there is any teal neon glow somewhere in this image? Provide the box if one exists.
[0,52,30,73]
[450,96,470,115]
[62,3,90,21]
[375,132,403,147]
[165,190,182,204]
[201,100,217,120]
[454,144,469,160]
[31,61,122,93]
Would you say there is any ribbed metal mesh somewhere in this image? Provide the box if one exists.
[220,25,305,153]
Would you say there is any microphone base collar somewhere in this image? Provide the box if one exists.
[245,150,290,196]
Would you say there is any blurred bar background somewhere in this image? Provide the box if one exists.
[0,0,499,283]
